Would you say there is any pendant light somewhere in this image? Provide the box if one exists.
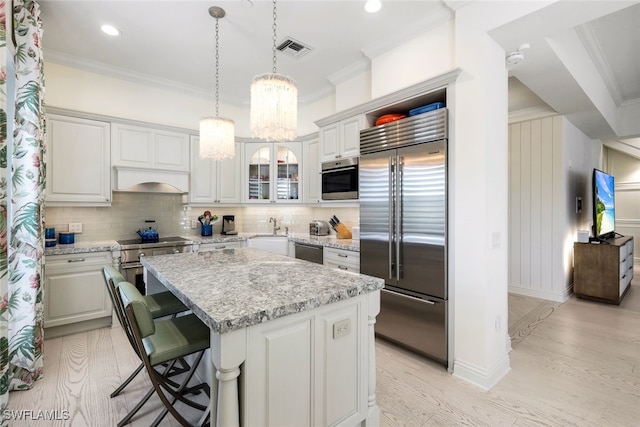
[250,0,298,141]
[199,6,235,160]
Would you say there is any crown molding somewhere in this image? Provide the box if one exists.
[327,58,371,86]
[576,23,624,106]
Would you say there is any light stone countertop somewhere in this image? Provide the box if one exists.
[42,233,360,256]
[287,234,359,251]
[44,240,120,256]
[140,247,382,334]
[199,232,360,251]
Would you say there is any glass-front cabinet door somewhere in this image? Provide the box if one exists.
[244,142,302,203]
[248,145,271,201]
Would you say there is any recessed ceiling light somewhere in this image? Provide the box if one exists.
[365,0,382,13]
[101,24,121,36]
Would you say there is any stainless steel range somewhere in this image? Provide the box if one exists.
[117,236,195,294]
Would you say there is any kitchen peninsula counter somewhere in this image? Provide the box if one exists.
[141,247,382,427]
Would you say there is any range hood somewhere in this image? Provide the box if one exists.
[113,166,189,193]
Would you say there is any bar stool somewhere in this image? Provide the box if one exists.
[118,281,211,426]
[102,266,191,398]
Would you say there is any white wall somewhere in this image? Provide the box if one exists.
[370,19,454,99]
[509,116,599,302]
[334,70,372,112]
[45,62,321,137]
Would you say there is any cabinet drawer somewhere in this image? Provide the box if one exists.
[325,261,360,274]
[324,248,360,268]
[45,251,112,271]
[199,241,244,252]
[324,247,360,273]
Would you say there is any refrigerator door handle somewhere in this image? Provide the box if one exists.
[396,155,403,281]
[388,156,394,280]
[385,288,436,305]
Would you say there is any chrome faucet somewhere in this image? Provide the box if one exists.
[269,217,281,236]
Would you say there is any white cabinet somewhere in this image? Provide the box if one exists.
[44,251,113,330]
[189,136,241,204]
[111,123,190,171]
[324,247,360,273]
[243,141,302,203]
[45,115,111,206]
[243,294,371,427]
[303,135,321,204]
[319,115,363,162]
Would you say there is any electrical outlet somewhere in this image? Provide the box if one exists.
[69,223,83,233]
[191,220,198,229]
[333,319,351,339]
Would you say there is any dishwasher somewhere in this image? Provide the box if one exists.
[294,242,323,264]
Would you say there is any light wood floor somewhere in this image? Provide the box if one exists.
[7,284,640,426]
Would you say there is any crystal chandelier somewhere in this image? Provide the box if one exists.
[200,6,235,160]
[250,0,298,141]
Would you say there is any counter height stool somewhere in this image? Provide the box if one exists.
[102,265,191,398]
[118,281,211,427]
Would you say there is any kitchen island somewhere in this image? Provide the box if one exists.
[141,247,383,427]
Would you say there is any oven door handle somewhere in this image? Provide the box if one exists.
[320,166,356,174]
[121,263,143,270]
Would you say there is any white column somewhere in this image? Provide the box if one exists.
[210,328,247,427]
[447,1,535,389]
[366,291,381,425]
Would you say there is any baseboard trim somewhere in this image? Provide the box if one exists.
[452,354,511,391]
[44,317,112,339]
[508,285,572,303]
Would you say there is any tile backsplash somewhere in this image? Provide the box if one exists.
[45,192,359,242]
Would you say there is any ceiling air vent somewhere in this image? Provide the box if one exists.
[276,37,313,59]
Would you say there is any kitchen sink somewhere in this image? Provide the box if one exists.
[247,236,289,256]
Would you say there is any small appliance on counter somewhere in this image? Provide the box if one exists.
[221,215,238,235]
[309,220,330,236]
[58,232,75,244]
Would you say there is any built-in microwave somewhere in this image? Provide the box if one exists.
[321,157,359,200]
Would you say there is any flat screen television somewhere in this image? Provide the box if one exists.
[592,169,615,240]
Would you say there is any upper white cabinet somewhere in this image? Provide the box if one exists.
[303,135,321,204]
[243,141,302,204]
[45,114,111,206]
[111,123,190,171]
[189,136,241,204]
[319,115,363,162]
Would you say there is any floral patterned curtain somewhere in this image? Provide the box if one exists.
[1,0,46,419]
[0,0,9,418]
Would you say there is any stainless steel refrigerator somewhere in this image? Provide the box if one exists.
[359,108,447,365]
